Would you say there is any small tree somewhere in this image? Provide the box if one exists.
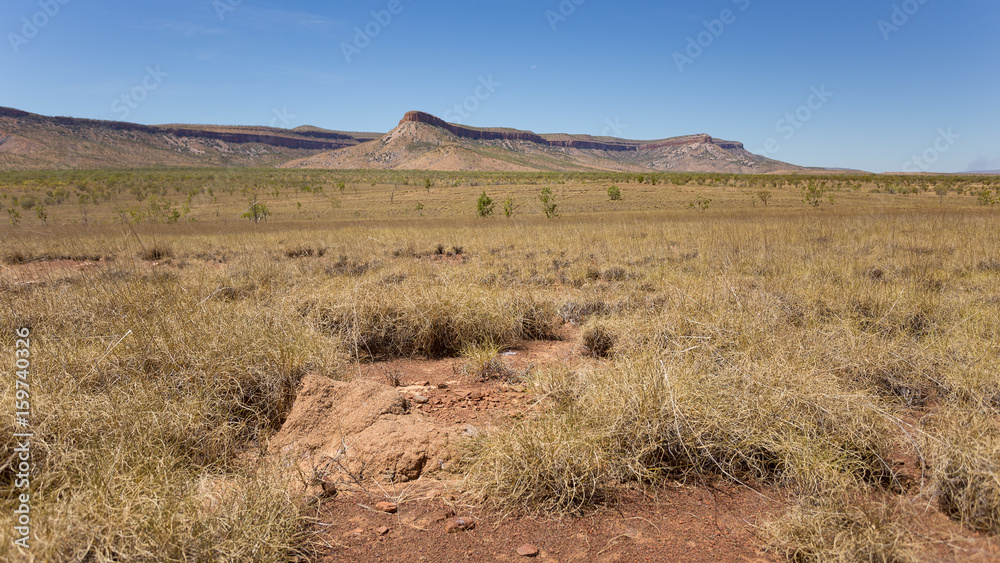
[242,197,270,223]
[607,185,622,201]
[503,196,514,218]
[933,185,949,205]
[7,208,20,225]
[976,189,996,206]
[757,190,772,207]
[802,181,830,208]
[539,187,558,219]
[424,178,433,193]
[35,205,48,224]
[688,196,712,212]
[477,191,495,217]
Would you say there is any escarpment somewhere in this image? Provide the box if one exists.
[399,111,743,152]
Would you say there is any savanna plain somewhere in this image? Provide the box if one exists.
[2,169,999,562]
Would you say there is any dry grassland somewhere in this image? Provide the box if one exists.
[1,169,998,561]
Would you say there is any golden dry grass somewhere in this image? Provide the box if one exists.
[1,169,998,560]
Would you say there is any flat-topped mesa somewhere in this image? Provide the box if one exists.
[399,111,742,152]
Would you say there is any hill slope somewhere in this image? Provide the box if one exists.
[0,107,379,169]
[284,111,803,174]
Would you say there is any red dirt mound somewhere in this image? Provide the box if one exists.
[269,375,456,486]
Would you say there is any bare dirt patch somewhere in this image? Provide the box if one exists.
[0,258,103,286]
[314,485,780,563]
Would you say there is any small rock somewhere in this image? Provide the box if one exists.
[462,424,480,437]
[375,526,390,536]
[417,380,430,387]
[517,544,540,557]
[375,501,398,514]
[349,528,364,536]
[432,509,456,523]
[445,517,475,533]
[437,383,449,389]
[320,479,338,498]
[412,394,429,404]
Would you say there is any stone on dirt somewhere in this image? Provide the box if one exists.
[445,517,476,533]
[375,501,398,514]
[517,544,540,557]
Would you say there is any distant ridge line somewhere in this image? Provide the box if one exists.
[399,111,743,152]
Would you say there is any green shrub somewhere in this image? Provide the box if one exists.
[539,187,557,219]
[477,191,495,217]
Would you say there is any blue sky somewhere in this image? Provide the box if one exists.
[1,0,997,172]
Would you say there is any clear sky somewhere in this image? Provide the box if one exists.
[1,0,997,172]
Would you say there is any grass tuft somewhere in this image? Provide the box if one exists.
[306,281,558,359]
[769,494,918,563]
[581,321,615,358]
[463,410,607,514]
[140,244,172,261]
[923,408,1000,534]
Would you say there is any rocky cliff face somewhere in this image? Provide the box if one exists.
[160,128,351,150]
[400,111,553,145]
[399,111,743,153]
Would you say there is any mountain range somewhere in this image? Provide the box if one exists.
[1,106,808,173]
